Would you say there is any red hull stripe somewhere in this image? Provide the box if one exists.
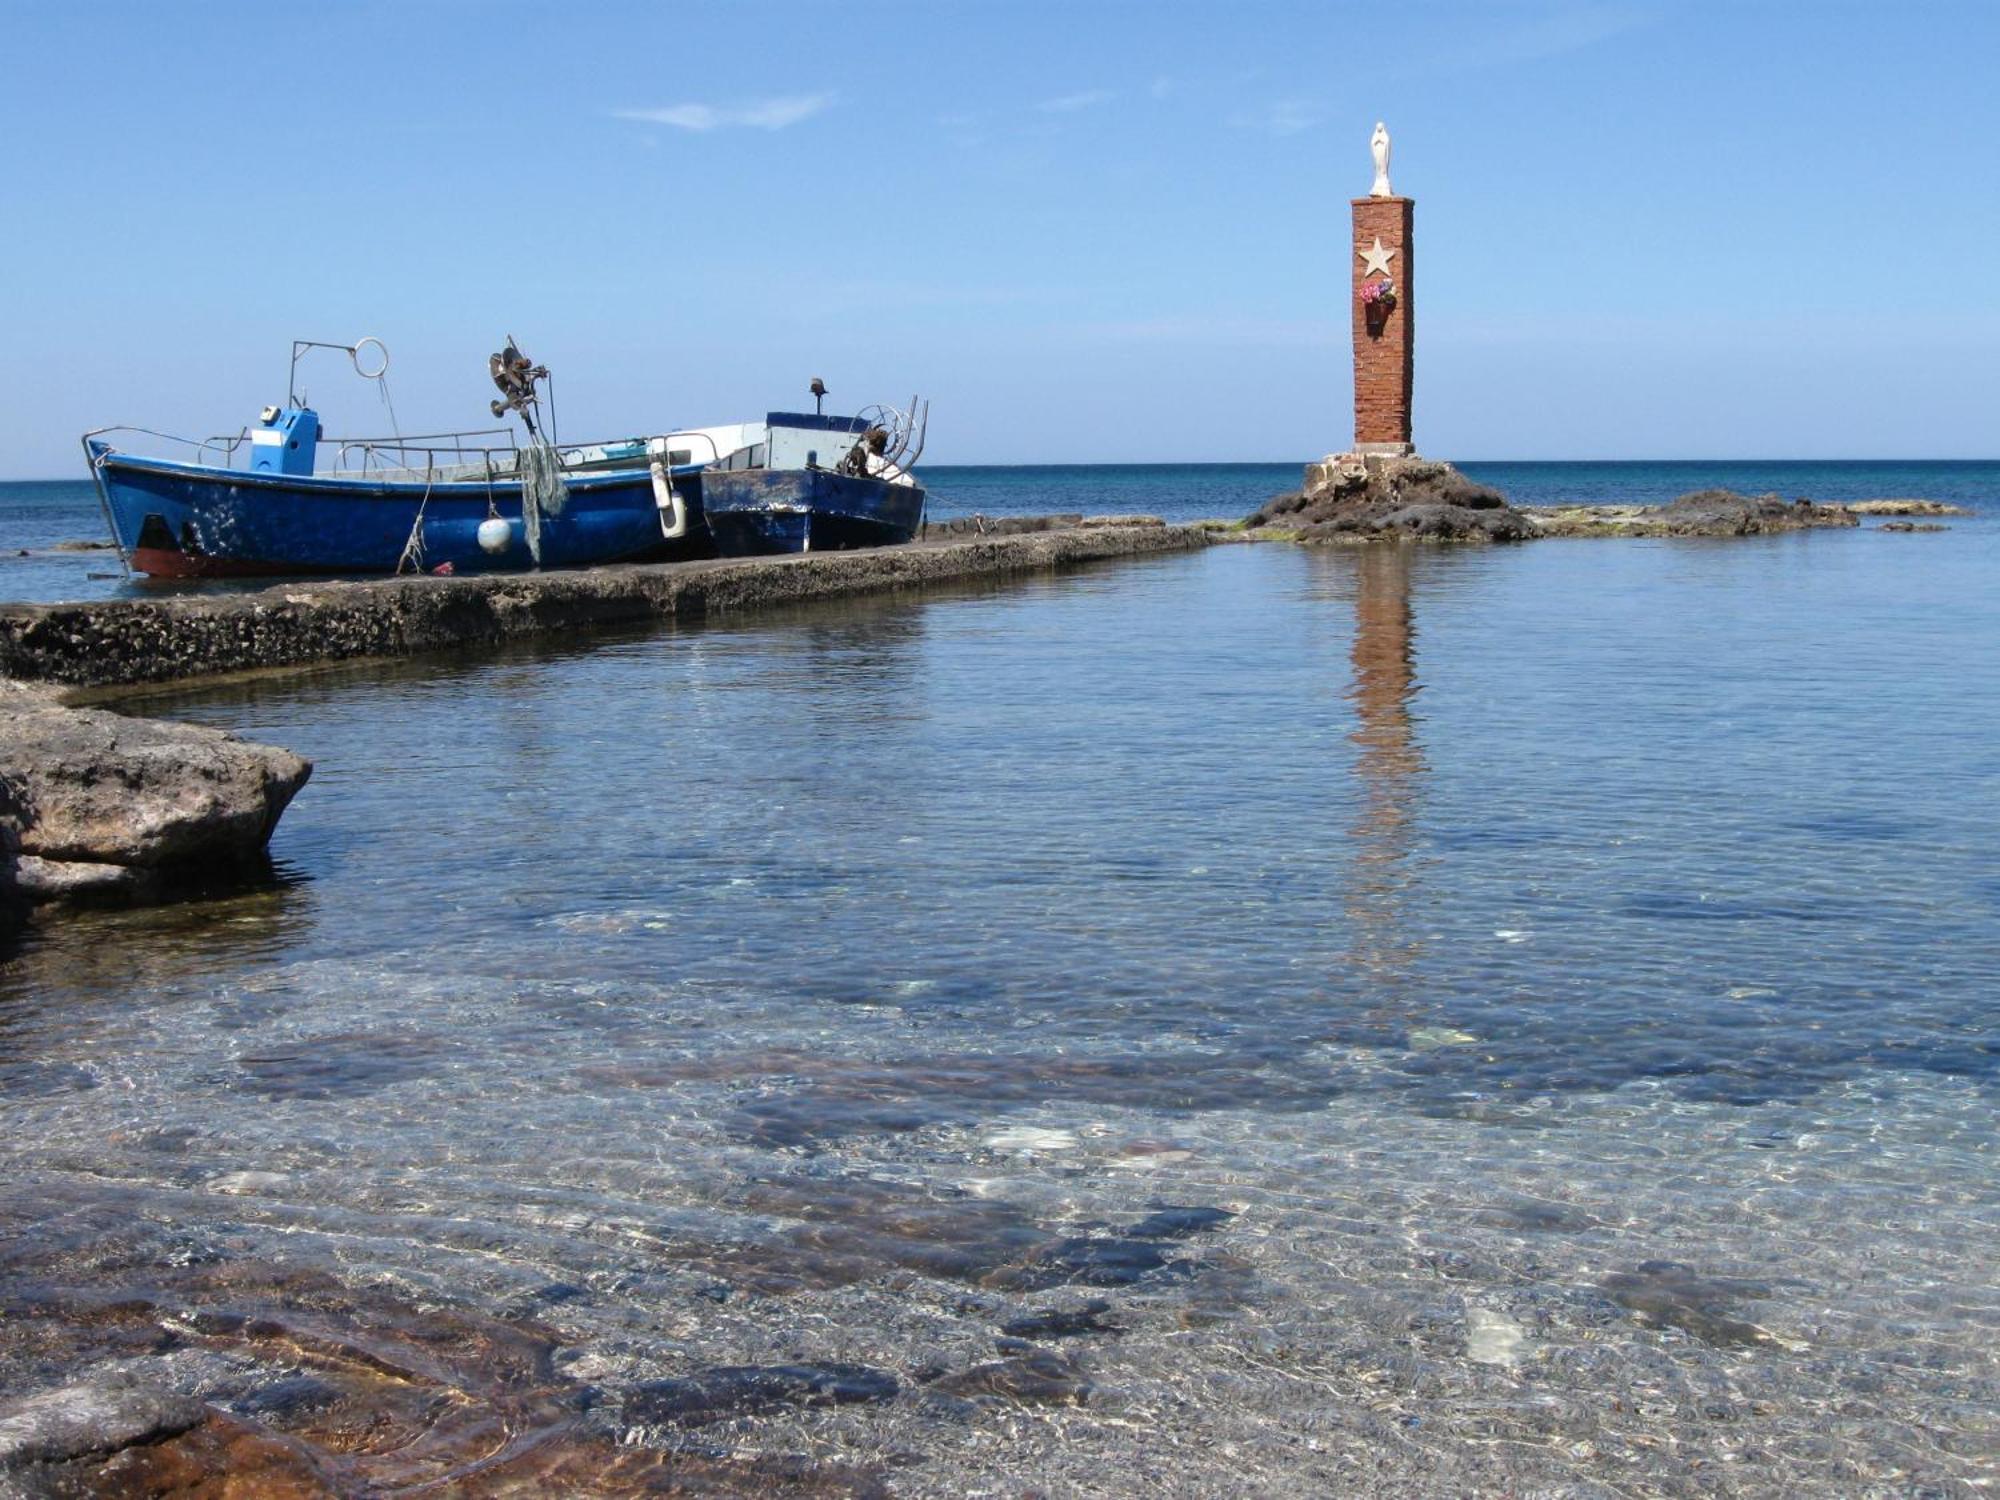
[129,548,347,579]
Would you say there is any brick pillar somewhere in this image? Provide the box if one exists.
[1351,195,1414,455]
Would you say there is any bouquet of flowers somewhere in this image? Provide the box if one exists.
[1360,277,1397,307]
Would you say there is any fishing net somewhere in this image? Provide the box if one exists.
[518,443,570,566]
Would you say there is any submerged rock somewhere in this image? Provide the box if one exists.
[1125,1205,1235,1241]
[991,1234,1178,1290]
[0,1379,205,1472]
[1601,1260,1800,1350]
[1247,454,1537,543]
[1000,1299,1125,1340]
[625,1363,900,1427]
[0,1246,894,1497]
[0,680,309,910]
[927,1348,1092,1406]
[0,1381,344,1499]
[1880,521,1950,533]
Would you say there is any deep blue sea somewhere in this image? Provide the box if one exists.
[2,461,1997,1494]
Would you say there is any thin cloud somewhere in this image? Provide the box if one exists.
[1482,1,1652,64]
[614,93,835,132]
[1036,89,1115,114]
[1230,100,1326,137]
[1399,2,1654,76]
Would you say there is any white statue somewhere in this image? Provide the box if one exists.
[1369,121,1392,197]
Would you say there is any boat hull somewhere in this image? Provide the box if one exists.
[701,469,926,556]
[88,445,709,578]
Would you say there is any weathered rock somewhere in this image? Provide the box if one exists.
[1527,491,1859,538]
[1880,521,1949,533]
[3,853,149,902]
[1845,498,1970,516]
[1642,489,1858,536]
[1247,454,1536,543]
[920,513,1083,538]
[0,681,309,909]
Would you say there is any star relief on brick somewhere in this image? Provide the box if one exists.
[1359,238,1396,277]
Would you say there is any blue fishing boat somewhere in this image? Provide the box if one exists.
[698,396,929,556]
[83,338,713,578]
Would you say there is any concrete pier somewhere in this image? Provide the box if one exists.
[0,520,1204,693]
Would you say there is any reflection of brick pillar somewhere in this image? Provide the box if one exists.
[1352,195,1414,455]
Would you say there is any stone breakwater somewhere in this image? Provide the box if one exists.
[0,520,1196,692]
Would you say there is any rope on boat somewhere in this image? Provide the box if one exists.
[394,457,438,575]
[80,438,133,577]
[374,366,404,444]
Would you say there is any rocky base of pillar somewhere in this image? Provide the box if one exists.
[1245,453,1537,543]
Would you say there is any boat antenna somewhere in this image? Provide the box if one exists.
[811,376,826,416]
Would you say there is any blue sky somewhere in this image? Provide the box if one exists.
[1,0,1995,477]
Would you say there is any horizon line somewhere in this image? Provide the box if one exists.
[4,455,1999,484]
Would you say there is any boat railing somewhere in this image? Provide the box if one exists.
[323,430,729,480]
[652,430,725,468]
[79,422,516,479]
[81,424,254,467]
[325,429,522,480]
[82,421,731,487]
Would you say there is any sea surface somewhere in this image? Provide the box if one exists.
[1,464,1997,1495]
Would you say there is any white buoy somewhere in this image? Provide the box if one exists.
[476,517,512,554]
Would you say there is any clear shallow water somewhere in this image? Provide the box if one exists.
[3,529,1998,1494]
[4,458,1997,603]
